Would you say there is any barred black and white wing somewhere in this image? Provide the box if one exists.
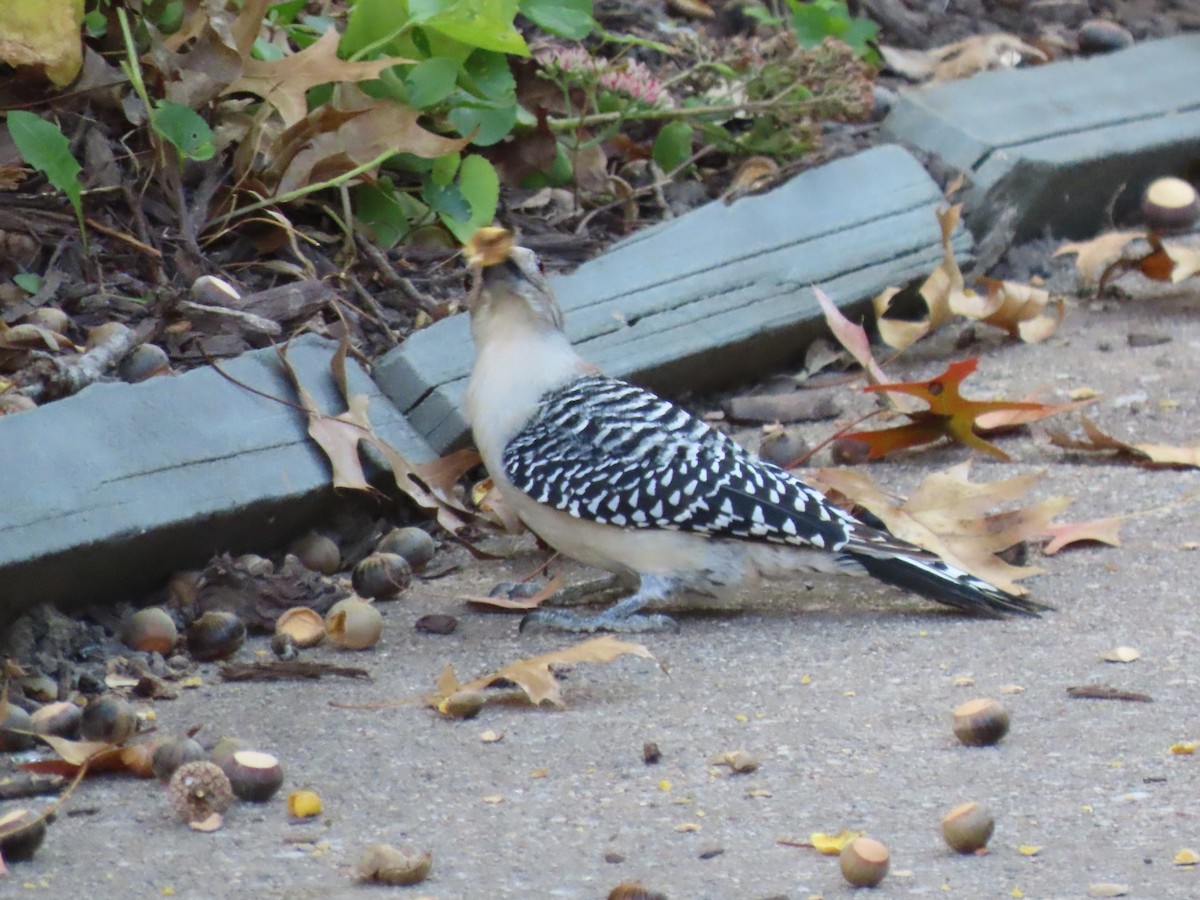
[502,375,1047,617]
[503,375,855,552]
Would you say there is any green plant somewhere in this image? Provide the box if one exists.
[332,0,596,245]
[6,110,88,246]
[786,0,879,62]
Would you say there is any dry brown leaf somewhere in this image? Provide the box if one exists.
[957,278,1064,343]
[667,0,715,18]
[929,33,1048,82]
[813,286,915,411]
[431,636,664,709]
[224,29,413,127]
[812,461,1063,594]
[1041,517,1123,555]
[1054,231,1142,284]
[20,735,128,777]
[881,34,1046,83]
[278,338,476,534]
[1049,415,1200,468]
[873,205,963,349]
[272,91,471,195]
[1157,238,1200,283]
[722,156,779,201]
[464,573,565,611]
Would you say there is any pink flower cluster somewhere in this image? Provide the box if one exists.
[536,45,668,107]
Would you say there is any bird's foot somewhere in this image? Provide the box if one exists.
[519,608,679,634]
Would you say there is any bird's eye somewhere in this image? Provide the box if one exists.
[534,256,546,275]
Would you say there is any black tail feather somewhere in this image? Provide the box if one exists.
[849,552,1050,618]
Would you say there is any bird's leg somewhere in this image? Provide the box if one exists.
[519,573,680,633]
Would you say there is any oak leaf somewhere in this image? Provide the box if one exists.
[430,636,664,709]
[278,337,477,534]
[224,29,414,128]
[1048,415,1200,468]
[1041,517,1123,555]
[812,461,1064,594]
[842,358,1049,460]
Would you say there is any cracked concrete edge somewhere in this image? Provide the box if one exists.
[0,334,434,623]
[881,34,1200,241]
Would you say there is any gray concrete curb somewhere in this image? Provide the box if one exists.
[881,34,1200,241]
[0,335,433,622]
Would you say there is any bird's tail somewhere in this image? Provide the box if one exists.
[847,551,1050,618]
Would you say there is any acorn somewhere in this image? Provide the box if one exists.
[376,527,437,571]
[355,844,433,886]
[167,761,234,825]
[208,736,253,771]
[0,704,35,752]
[271,633,298,661]
[118,344,171,382]
[942,801,995,853]
[840,836,890,888]
[831,436,871,465]
[186,611,246,662]
[191,274,241,305]
[325,598,383,650]
[287,532,340,575]
[30,701,82,739]
[352,553,412,600]
[608,882,668,900]
[121,606,179,655]
[24,307,69,334]
[274,607,326,649]
[0,808,47,862]
[1141,177,1199,234]
[441,690,486,720]
[223,750,284,802]
[952,698,1010,747]
[79,695,137,745]
[152,736,207,782]
[121,740,160,778]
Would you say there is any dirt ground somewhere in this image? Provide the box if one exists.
[7,272,1196,898]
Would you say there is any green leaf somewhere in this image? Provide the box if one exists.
[652,121,693,172]
[439,153,499,242]
[422,178,471,222]
[268,0,307,25]
[151,101,216,161]
[410,0,529,56]
[519,0,593,39]
[353,180,411,247]
[84,9,108,38]
[459,50,515,102]
[431,151,462,186]
[447,101,518,147]
[406,57,460,107]
[13,273,41,294]
[7,111,86,236]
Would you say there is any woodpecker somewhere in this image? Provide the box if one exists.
[463,231,1048,632]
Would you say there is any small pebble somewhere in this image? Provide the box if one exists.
[1077,19,1134,55]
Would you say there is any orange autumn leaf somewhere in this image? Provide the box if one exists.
[843,358,1047,460]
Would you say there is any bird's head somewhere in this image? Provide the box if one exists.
[464,227,564,333]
